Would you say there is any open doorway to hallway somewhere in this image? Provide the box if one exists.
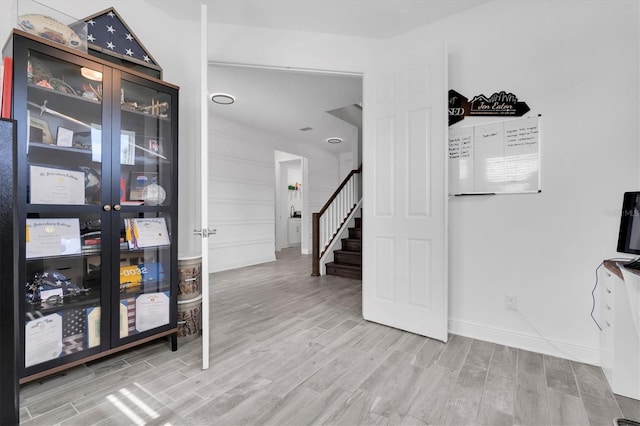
[208,63,362,273]
[275,151,306,254]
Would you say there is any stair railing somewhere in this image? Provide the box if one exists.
[312,166,361,276]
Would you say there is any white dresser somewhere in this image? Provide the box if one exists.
[598,261,640,399]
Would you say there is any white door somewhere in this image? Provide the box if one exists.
[362,40,448,342]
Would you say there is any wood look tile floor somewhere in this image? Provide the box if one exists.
[20,248,639,425]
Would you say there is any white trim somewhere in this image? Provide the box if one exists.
[210,255,277,273]
[212,219,275,226]
[211,176,275,187]
[210,238,274,249]
[211,152,274,169]
[208,60,364,78]
[208,198,275,206]
[448,318,600,366]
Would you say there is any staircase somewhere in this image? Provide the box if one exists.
[325,217,361,279]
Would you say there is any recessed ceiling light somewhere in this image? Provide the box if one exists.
[326,137,343,144]
[210,93,235,105]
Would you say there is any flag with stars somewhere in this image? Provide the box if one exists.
[83,8,159,69]
[62,307,86,354]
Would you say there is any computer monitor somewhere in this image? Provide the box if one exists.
[617,191,640,255]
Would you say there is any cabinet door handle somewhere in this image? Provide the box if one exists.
[606,304,612,311]
[606,289,612,294]
[103,204,111,211]
[605,321,611,327]
[113,204,121,211]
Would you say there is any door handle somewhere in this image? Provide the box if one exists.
[113,204,121,211]
[193,228,217,238]
[103,204,111,211]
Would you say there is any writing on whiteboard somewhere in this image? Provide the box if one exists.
[448,116,540,194]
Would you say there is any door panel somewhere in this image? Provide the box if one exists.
[363,41,448,342]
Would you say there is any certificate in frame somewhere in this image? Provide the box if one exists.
[26,218,81,258]
[129,171,158,201]
[29,115,54,144]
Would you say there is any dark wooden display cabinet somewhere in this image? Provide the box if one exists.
[2,30,179,385]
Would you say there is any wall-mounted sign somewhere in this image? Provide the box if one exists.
[449,89,530,126]
[448,89,468,126]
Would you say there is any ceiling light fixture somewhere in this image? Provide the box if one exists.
[210,93,235,105]
[326,137,343,144]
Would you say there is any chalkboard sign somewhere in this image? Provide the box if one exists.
[448,115,541,195]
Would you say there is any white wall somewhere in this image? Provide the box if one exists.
[412,0,638,363]
[205,1,639,363]
[208,115,339,271]
[339,151,353,181]
[1,0,205,259]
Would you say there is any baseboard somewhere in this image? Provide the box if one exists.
[210,255,276,273]
[448,318,601,366]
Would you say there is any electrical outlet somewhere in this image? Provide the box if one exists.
[505,295,517,310]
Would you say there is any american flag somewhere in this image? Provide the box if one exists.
[122,296,137,335]
[84,8,157,66]
[62,307,85,354]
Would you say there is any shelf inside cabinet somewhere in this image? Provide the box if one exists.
[121,105,171,122]
[28,141,93,155]
[82,242,130,255]
[120,280,171,296]
[28,83,101,106]
[25,292,100,317]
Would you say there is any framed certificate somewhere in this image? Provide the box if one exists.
[124,217,170,249]
[56,126,73,147]
[86,307,101,348]
[29,115,54,144]
[129,171,158,200]
[135,292,169,332]
[25,313,62,367]
[26,218,81,258]
[30,165,86,205]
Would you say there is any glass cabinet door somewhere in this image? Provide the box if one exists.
[112,75,176,343]
[11,33,178,381]
[22,48,109,371]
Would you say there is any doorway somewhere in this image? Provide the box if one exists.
[274,151,306,253]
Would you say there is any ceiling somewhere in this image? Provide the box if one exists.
[151,0,490,39]
[208,65,362,154]
[150,0,490,155]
